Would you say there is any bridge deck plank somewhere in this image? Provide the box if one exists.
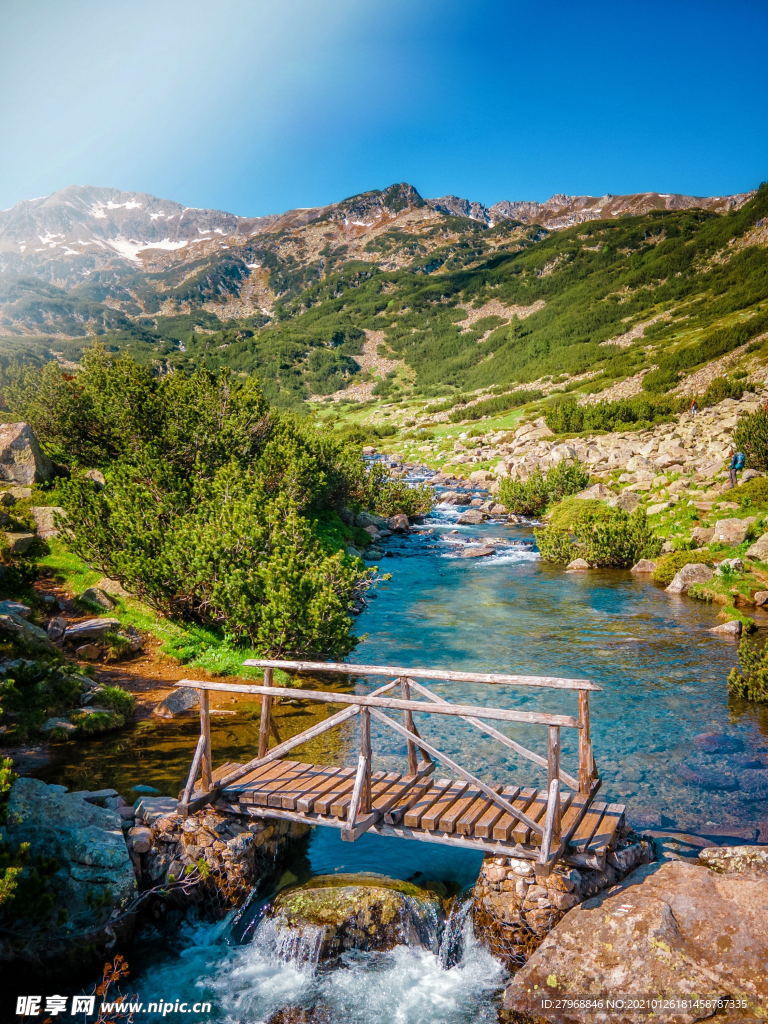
[206,759,625,862]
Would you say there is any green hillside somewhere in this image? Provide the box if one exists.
[2,186,766,416]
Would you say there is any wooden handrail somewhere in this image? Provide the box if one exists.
[408,678,580,791]
[242,658,599,692]
[369,707,545,836]
[177,680,581,729]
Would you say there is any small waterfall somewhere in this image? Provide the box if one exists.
[438,898,473,969]
[395,893,443,953]
[251,915,327,970]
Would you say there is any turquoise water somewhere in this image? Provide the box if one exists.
[53,470,768,1021]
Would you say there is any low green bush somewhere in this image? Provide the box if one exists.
[544,394,682,435]
[535,501,659,567]
[498,460,589,517]
[700,376,747,407]
[95,685,136,718]
[733,407,768,471]
[728,636,768,701]
[728,476,768,510]
[0,660,83,742]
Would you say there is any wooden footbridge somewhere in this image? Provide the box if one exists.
[176,660,625,874]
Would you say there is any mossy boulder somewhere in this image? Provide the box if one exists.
[266,873,444,962]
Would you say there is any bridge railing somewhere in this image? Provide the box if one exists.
[176,659,601,870]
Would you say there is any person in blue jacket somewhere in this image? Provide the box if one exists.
[729,448,746,488]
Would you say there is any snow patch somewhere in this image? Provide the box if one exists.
[107,238,144,261]
[106,236,192,261]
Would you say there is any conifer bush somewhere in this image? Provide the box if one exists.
[733,406,768,471]
[728,636,768,702]
[535,501,659,568]
[498,460,589,517]
[7,347,427,658]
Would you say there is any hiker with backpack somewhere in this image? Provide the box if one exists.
[729,448,746,488]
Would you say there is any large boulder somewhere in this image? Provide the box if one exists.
[503,855,768,1023]
[612,490,641,513]
[0,778,137,974]
[0,422,54,485]
[0,610,59,654]
[712,517,756,546]
[263,874,443,963]
[666,563,714,594]
[456,508,487,525]
[745,532,768,561]
[63,617,120,642]
[29,505,65,539]
[2,531,36,555]
[573,483,616,502]
[153,685,201,718]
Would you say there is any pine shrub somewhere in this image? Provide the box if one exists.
[733,407,768,471]
[728,637,768,702]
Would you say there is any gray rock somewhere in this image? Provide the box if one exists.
[612,490,641,512]
[0,611,59,654]
[458,545,496,558]
[699,844,768,876]
[456,508,487,525]
[153,685,201,718]
[355,511,391,531]
[629,558,657,574]
[0,600,31,617]
[712,516,756,545]
[709,619,742,638]
[3,531,37,555]
[47,615,67,641]
[0,422,54,485]
[80,586,116,610]
[134,796,179,825]
[691,525,715,545]
[388,513,410,531]
[746,531,768,561]
[63,617,120,641]
[0,778,137,970]
[75,643,101,660]
[29,505,65,539]
[96,577,131,597]
[646,501,670,516]
[127,825,152,854]
[83,468,106,487]
[572,483,616,502]
[40,717,77,735]
[666,563,714,594]
[566,558,590,570]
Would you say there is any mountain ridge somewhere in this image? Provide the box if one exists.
[0,179,765,419]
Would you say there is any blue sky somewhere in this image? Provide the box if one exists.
[1,0,766,215]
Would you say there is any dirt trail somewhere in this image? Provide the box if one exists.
[33,578,259,721]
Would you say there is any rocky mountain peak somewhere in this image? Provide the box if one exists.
[329,183,426,227]
[426,195,491,225]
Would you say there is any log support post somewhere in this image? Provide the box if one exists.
[399,677,419,775]
[200,689,212,790]
[578,691,596,795]
[342,707,374,841]
[258,667,274,759]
